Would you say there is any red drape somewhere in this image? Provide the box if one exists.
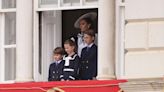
[0,80,126,92]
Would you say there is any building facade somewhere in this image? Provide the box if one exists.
[0,0,164,90]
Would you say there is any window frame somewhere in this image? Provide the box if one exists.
[0,0,16,83]
[1,0,16,9]
[38,0,98,11]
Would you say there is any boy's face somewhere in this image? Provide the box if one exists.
[83,34,94,45]
[53,54,62,61]
[64,44,75,55]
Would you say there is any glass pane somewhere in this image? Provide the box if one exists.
[2,0,16,9]
[62,0,80,6]
[63,0,79,3]
[86,0,98,2]
[5,12,16,45]
[5,48,16,80]
[40,0,58,5]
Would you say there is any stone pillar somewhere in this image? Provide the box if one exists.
[97,0,116,79]
[16,0,33,82]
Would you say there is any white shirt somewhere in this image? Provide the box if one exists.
[51,60,62,65]
[87,43,94,48]
[77,33,87,57]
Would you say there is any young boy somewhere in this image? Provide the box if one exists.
[80,29,97,80]
[48,47,65,81]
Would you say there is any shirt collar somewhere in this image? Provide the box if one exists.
[87,43,94,48]
[77,33,83,38]
[53,60,62,64]
[58,60,62,64]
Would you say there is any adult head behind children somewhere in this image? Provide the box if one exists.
[74,12,97,33]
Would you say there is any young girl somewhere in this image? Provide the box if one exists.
[60,39,80,81]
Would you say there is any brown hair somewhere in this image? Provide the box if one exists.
[53,47,65,55]
[84,29,95,37]
[64,39,77,53]
[80,18,93,29]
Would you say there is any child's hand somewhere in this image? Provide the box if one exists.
[61,79,65,81]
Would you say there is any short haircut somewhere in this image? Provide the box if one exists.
[84,29,95,37]
[53,47,65,55]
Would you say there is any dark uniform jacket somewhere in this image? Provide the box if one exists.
[48,60,64,81]
[80,44,97,80]
[60,54,80,80]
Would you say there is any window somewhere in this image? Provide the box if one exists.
[4,12,16,81]
[2,0,16,9]
[40,0,58,5]
[86,0,98,2]
[5,13,16,45]
[84,0,98,5]
[62,0,80,6]
[0,0,16,82]
[39,0,98,8]
[5,48,16,80]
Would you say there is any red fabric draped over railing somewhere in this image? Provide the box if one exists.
[0,80,126,92]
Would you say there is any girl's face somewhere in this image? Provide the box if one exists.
[53,54,62,61]
[64,44,75,55]
[83,34,94,45]
[79,19,91,32]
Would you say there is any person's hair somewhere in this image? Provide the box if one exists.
[81,17,93,29]
[64,39,77,53]
[82,17,93,24]
[84,29,95,37]
[53,47,65,55]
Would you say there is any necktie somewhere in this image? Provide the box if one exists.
[86,47,90,52]
[56,62,58,66]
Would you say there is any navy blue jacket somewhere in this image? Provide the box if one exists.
[80,44,97,80]
[60,54,80,80]
[48,60,64,81]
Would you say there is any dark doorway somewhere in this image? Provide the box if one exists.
[62,8,98,45]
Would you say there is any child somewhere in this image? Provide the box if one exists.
[60,39,80,81]
[80,29,97,80]
[48,47,65,81]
